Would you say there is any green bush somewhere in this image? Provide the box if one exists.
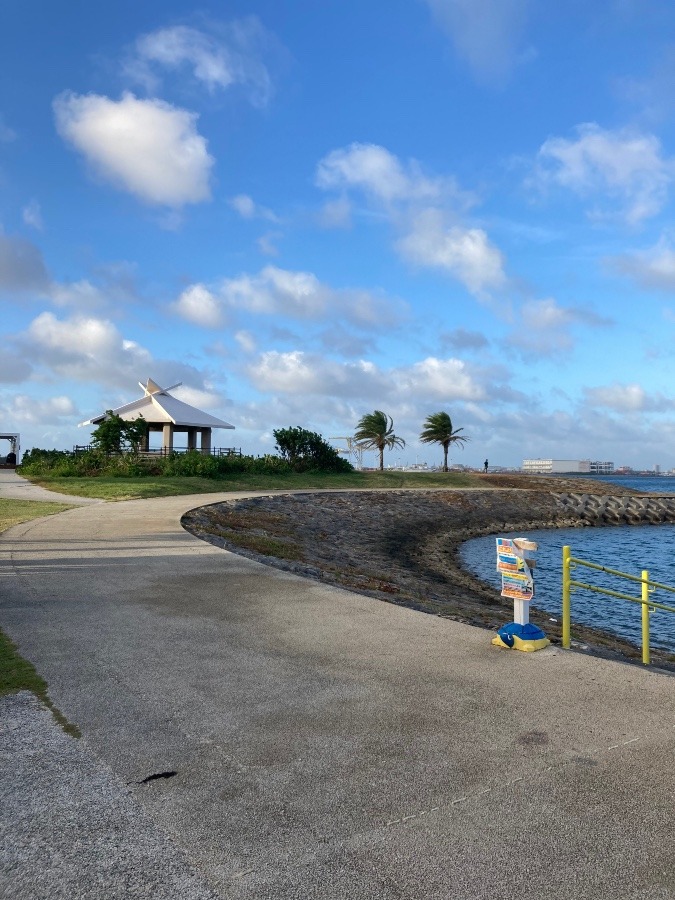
[273,427,353,473]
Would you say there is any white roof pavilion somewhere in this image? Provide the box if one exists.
[80,379,234,453]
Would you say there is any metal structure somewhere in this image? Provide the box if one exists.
[562,544,675,666]
[0,432,20,465]
[330,436,367,470]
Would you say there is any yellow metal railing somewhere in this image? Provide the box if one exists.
[562,545,675,665]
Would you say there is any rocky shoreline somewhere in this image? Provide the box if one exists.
[182,475,675,671]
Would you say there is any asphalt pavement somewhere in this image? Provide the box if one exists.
[1,479,674,899]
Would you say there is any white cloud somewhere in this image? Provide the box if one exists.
[53,91,214,207]
[22,200,43,231]
[505,297,611,357]
[229,193,278,222]
[0,234,50,292]
[248,351,386,398]
[318,197,352,229]
[172,283,224,327]
[423,0,533,84]
[49,279,109,311]
[316,144,501,297]
[171,384,221,409]
[584,383,675,413]
[173,266,408,330]
[3,394,76,425]
[398,357,486,401]
[533,123,673,225]
[613,235,675,289]
[127,20,274,107]
[23,311,152,385]
[256,232,282,256]
[235,330,256,353]
[316,143,460,207]
[246,350,486,404]
[397,209,506,296]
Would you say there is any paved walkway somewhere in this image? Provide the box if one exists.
[0,469,102,504]
[1,491,674,899]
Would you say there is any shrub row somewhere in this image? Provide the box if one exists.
[18,448,351,479]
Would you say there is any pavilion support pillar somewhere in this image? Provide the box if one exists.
[201,428,211,455]
[139,431,149,452]
[162,423,175,453]
[187,428,197,451]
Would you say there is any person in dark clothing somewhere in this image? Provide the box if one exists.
[484,459,488,473]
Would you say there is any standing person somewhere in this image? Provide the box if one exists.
[484,459,489,473]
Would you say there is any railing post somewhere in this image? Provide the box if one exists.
[641,569,650,666]
[562,546,571,649]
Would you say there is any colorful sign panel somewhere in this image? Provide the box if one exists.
[495,537,536,601]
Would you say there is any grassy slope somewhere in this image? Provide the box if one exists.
[26,470,484,500]
[0,499,80,735]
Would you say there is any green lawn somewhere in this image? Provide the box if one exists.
[27,470,485,500]
[0,498,75,532]
[0,499,80,736]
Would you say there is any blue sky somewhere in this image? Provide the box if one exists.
[3,0,675,469]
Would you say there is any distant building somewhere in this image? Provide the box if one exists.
[589,461,614,474]
[522,458,614,475]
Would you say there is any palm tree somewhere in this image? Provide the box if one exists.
[354,410,405,471]
[419,412,468,473]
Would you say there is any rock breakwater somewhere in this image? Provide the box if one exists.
[182,485,675,669]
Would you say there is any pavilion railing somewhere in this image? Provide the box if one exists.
[73,445,242,458]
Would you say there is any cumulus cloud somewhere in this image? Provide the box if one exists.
[0,234,50,292]
[22,312,153,385]
[54,91,213,207]
[532,123,674,225]
[613,235,675,289]
[173,266,408,330]
[316,143,463,208]
[172,283,224,327]
[3,394,77,425]
[423,0,533,84]
[126,19,274,107]
[246,350,486,404]
[397,209,506,296]
[584,382,675,413]
[316,143,503,298]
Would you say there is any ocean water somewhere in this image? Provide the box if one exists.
[460,475,675,652]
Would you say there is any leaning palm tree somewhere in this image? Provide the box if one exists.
[419,412,469,473]
[354,410,405,471]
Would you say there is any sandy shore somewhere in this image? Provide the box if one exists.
[182,475,675,671]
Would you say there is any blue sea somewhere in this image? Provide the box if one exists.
[460,475,675,652]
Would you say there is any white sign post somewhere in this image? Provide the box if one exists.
[492,537,549,652]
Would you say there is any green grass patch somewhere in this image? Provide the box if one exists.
[0,630,80,737]
[26,470,484,500]
[0,498,75,531]
[0,500,80,737]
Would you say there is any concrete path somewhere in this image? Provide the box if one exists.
[1,493,674,899]
[0,469,102,504]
